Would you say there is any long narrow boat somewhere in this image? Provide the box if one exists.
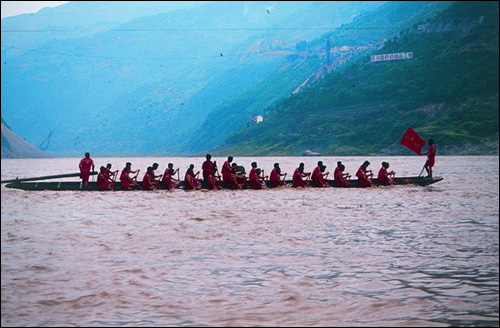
[4,176,443,191]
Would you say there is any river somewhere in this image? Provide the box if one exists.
[1,156,499,327]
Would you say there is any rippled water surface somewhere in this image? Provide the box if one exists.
[1,156,499,327]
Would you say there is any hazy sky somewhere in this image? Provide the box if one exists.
[1,1,69,19]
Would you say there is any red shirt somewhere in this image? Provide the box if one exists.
[162,169,173,190]
[80,157,93,171]
[426,144,437,167]
[334,169,349,187]
[202,160,214,179]
[79,157,94,181]
[334,167,340,180]
[316,172,327,187]
[336,173,349,187]
[356,166,373,186]
[249,168,257,181]
[293,168,308,187]
[184,170,200,190]
[311,166,321,182]
[270,168,281,187]
[206,174,219,190]
[120,169,129,189]
[250,175,263,189]
[427,144,436,160]
[221,161,232,183]
[228,172,243,189]
[142,171,155,190]
[312,166,327,187]
[378,167,391,185]
[97,172,112,190]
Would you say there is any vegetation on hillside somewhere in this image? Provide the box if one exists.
[221,1,499,156]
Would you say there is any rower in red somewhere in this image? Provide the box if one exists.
[162,163,179,190]
[311,161,322,186]
[377,161,395,185]
[97,166,114,190]
[312,161,329,187]
[120,162,140,190]
[270,163,287,188]
[356,161,374,187]
[184,164,202,190]
[206,164,221,190]
[105,163,119,182]
[221,156,233,184]
[228,163,246,189]
[249,162,258,181]
[333,161,342,181]
[250,168,267,189]
[79,152,95,190]
[334,164,350,187]
[142,166,160,190]
[151,163,163,183]
[293,163,310,188]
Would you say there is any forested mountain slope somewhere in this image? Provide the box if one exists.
[219,1,499,156]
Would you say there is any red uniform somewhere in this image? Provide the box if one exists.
[120,169,138,190]
[250,175,263,189]
[142,171,156,190]
[293,168,308,187]
[184,170,200,190]
[221,161,232,184]
[162,169,173,190]
[334,167,340,181]
[97,172,113,190]
[206,173,220,190]
[378,167,393,185]
[312,166,327,187]
[228,172,243,189]
[79,157,94,181]
[311,166,320,183]
[202,160,214,180]
[236,175,247,186]
[426,144,437,167]
[356,166,373,186]
[120,169,130,189]
[270,168,281,188]
[249,168,257,181]
[334,169,349,187]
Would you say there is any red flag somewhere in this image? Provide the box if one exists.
[401,128,426,154]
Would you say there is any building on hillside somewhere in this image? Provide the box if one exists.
[251,115,263,124]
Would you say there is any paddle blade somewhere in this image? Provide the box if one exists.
[401,128,426,154]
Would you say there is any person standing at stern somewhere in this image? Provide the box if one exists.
[79,152,95,190]
[421,139,437,178]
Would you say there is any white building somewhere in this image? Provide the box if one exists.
[251,115,264,124]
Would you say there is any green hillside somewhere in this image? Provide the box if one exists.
[220,1,499,156]
[187,1,451,154]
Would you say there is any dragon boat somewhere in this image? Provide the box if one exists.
[2,172,443,191]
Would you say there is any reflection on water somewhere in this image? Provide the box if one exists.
[1,156,499,327]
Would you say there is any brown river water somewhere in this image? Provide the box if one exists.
[1,156,498,327]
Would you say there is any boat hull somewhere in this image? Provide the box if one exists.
[4,176,443,191]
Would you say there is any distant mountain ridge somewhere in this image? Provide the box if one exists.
[2,1,498,157]
[2,1,385,157]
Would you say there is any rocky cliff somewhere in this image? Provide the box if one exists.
[1,123,52,158]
